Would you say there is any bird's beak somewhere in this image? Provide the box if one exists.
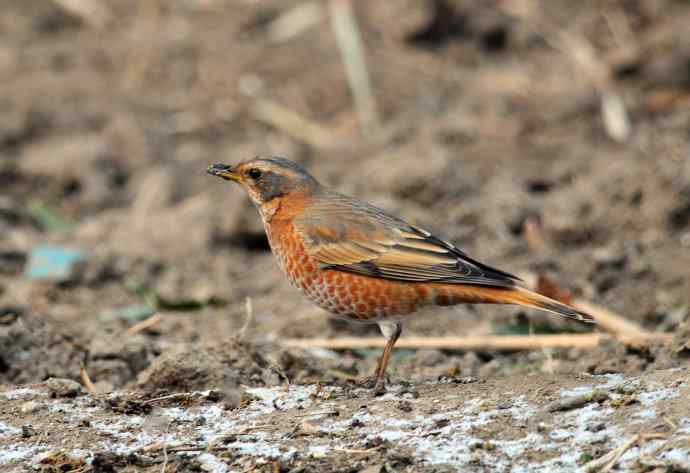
[207,163,242,182]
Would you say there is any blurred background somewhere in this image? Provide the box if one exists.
[1,0,689,392]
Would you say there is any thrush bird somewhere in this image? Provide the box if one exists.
[208,157,594,394]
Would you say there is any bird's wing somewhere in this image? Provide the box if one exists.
[294,193,519,287]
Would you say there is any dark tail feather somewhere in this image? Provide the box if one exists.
[506,287,595,323]
[443,284,596,323]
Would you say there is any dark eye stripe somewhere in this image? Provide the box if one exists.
[248,168,262,179]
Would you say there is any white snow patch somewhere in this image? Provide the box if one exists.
[227,432,298,461]
[0,387,40,400]
[308,445,330,457]
[197,453,229,473]
[638,386,680,406]
[558,373,625,398]
[0,421,21,438]
[244,385,321,414]
[660,448,690,467]
[631,408,657,420]
[0,444,43,465]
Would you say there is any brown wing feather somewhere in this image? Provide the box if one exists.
[295,191,519,287]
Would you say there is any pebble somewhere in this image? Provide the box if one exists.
[20,401,43,414]
[46,378,82,398]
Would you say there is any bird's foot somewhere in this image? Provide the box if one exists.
[353,376,388,396]
[372,379,387,396]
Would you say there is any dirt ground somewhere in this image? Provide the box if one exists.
[1,0,690,471]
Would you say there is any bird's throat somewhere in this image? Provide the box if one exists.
[258,199,282,223]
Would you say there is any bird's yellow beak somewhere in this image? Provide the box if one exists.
[207,163,242,182]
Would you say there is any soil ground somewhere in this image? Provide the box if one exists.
[1,0,689,471]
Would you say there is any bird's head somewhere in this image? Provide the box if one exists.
[207,157,319,208]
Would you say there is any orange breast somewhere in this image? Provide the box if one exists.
[264,221,432,322]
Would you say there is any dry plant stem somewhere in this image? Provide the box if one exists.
[143,392,195,405]
[160,421,173,473]
[334,446,383,454]
[583,433,667,473]
[329,0,380,136]
[79,362,97,396]
[126,313,162,336]
[142,390,221,405]
[238,297,253,339]
[572,299,648,337]
[545,390,609,413]
[283,333,673,351]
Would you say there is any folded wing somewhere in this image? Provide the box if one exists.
[294,192,519,288]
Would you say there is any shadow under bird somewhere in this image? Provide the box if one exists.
[208,157,595,394]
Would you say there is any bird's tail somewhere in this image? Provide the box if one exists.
[440,284,595,323]
[496,286,595,323]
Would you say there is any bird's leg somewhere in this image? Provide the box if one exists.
[373,321,402,395]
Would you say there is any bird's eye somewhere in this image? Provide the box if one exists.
[247,168,262,179]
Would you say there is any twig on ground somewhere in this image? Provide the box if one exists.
[282,333,672,351]
[544,390,609,412]
[160,444,168,473]
[238,297,253,339]
[160,421,173,473]
[583,433,666,472]
[334,446,384,454]
[139,442,207,454]
[572,299,648,338]
[79,362,97,396]
[329,0,380,136]
[600,90,631,143]
[142,391,214,405]
[293,410,339,418]
[126,313,162,336]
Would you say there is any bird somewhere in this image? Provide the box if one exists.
[207,157,595,394]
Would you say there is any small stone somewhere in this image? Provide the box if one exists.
[454,376,478,384]
[544,390,609,413]
[20,401,43,414]
[536,422,549,432]
[21,425,36,438]
[300,419,320,434]
[46,377,82,398]
[587,422,606,432]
